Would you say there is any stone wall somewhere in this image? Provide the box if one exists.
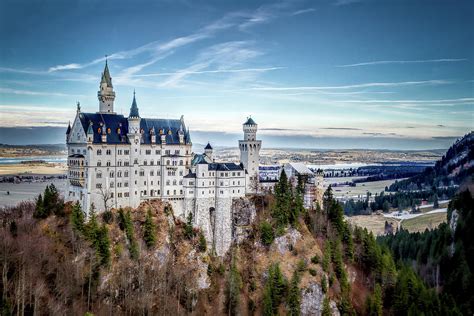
[232,197,256,243]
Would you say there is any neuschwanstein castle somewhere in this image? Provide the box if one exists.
[66,62,261,255]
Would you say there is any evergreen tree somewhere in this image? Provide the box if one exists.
[184,212,195,240]
[33,194,45,219]
[262,285,274,316]
[273,169,292,228]
[70,201,85,233]
[85,204,99,241]
[260,221,275,246]
[287,270,301,316]
[198,232,207,252]
[321,297,331,316]
[143,209,157,249]
[226,256,242,315]
[323,186,334,214]
[264,263,287,315]
[95,224,111,266]
[322,240,332,273]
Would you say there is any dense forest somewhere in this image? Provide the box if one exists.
[379,190,474,315]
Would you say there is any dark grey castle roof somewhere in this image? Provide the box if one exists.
[205,142,213,150]
[244,117,256,125]
[77,112,191,145]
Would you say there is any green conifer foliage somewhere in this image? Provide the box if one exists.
[143,209,157,249]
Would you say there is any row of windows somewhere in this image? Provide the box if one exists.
[70,149,86,155]
[69,171,84,178]
[97,149,130,155]
[68,159,84,167]
[200,171,242,177]
[96,149,191,156]
[95,159,187,167]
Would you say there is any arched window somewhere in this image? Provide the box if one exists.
[97,149,102,155]
[97,161,102,167]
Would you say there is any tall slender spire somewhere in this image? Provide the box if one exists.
[98,59,116,113]
[101,56,113,88]
[129,90,140,118]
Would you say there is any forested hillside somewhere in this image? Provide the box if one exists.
[379,190,474,315]
[1,172,467,315]
[389,132,473,192]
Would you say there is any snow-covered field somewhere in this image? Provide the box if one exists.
[383,208,447,220]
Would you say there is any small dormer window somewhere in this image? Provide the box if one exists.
[168,130,172,135]
[107,128,111,134]
[117,128,121,134]
[98,127,101,134]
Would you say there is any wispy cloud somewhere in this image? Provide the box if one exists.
[0,87,84,97]
[337,58,467,68]
[291,8,316,16]
[321,127,362,130]
[250,80,452,91]
[132,67,284,78]
[158,41,265,87]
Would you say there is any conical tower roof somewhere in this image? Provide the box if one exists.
[100,59,113,88]
[129,91,140,118]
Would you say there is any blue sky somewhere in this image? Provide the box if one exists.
[0,0,473,149]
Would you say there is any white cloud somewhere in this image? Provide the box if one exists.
[0,87,84,97]
[291,8,316,16]
[337,58,467,67]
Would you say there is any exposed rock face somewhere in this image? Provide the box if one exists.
[300,282,340,316]
[271,228,302,255]
[232,197,256,243]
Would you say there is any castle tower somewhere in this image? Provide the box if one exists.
[127,91,141,208]
[239,117,261,193]
[204,142,213,160]
[97,59,116,114]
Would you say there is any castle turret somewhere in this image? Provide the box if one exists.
[97,59,116,114]
[239,117,262,193]
[127,91,141,208]
[204,142,213,160]
[87,121,94,143]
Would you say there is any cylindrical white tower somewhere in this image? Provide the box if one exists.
[239,117,261,194]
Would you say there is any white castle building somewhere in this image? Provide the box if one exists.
[66,62,261,255]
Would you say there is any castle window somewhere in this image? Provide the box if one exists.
[167,190,170,195]
[180,190,183,195]
[125,192,129,197]
[134,159,138,164]
[150,171,154,176]
[110,171,114,178]
[124,182,128,187]
[179,160,183,166]
[175,150,179,155]
[124,150,130,155]
[140,170,145,176]
[97,172,102,179]
[117,182,122,187]
[166,180,170,185]
[179,180,183,185]
[106,149,111,155]
[118,193,122,198]
[155,150,160,155]
[165,150,170,155]
[173,190,176,195]
[106,161,111,167]
[179,171,183,176]
[97,161,102,167]
[96,183,102,189]
[150,160,154,166]
[144,160,147,166]
[124,161,130,166]
[97,149,102,155]
[118,160,122,166]
[124,171,129,177]
[173,180,177,185]
[166,160,170,166]
[117,171,122,177]
[110,182,114,188]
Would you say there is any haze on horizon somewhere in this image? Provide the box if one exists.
[0,0,473,150]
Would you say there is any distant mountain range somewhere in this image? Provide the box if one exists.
[0,126,465,150]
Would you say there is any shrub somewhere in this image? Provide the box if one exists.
[309,268,317,276]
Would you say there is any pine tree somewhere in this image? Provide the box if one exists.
[260,221,275,246]
[321,297,331,316]
[198,232,207,252]
[86,204,99,241]
[323,186,334,214]
[95,224,111,266]
[70,201,85,233]
[322,240,332,273]
[262,285,274,316]
[33,194,45,219]
[287,270,301,316]
[226,256,242,315]
[184,212,195,240]
[143,209,157,249]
